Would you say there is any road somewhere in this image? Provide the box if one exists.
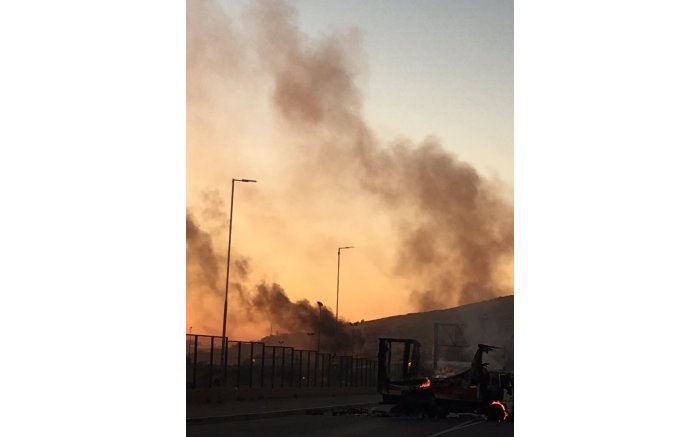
[187,415,514,437]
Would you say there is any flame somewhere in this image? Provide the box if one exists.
[491,400,509,421]
[419,377,431,388]
[408,360,412,368]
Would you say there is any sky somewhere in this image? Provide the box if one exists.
[186,0,513,341]
[223,0,513,188]
[293,0,513,188]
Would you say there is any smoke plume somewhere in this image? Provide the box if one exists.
[247,0,513,308]
[250,282,354,352]
[187,212,356,349]
[186,0,513,338]
[186,212,220,295]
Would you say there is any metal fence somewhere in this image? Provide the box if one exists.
[186,334,378,390]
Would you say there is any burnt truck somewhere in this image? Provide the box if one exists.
[377,338,513,420]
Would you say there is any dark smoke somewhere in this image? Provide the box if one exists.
[187,0,513,328]
[186,211,357,350]
[248,0,513,310]
[186,211,252,332]
[250,282,355,352]
[233,258,249,281]
[186,211,220,293]
[186,207,358,352]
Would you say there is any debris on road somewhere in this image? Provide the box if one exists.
[331,407,369,416]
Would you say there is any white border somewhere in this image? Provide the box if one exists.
[1,1,699,435]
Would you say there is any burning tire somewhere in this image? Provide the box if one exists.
[484,401,509,422]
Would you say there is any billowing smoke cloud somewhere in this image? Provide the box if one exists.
[186,213,356,350]
[250,282,354,352]
[186,0,513,338]
[186,212,220,294]
[247,0,513,309]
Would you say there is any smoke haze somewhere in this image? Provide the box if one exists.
[186,0,513,340]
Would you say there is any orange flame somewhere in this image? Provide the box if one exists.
[419,377,431,388]
[491,400,509,421]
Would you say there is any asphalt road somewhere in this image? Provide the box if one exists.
[187,415,514,437]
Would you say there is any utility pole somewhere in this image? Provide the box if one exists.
[335,246,353,323]
[221,178,256,342]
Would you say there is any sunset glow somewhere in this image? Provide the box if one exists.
[186,0,513,341]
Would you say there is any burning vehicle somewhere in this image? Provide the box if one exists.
[377,338,512,421]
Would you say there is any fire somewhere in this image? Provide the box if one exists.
[491,400,509,421]
[419,377,431,388]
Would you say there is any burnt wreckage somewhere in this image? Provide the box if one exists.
[377,338,513,420]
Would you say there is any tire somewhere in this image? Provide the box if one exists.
[484,402,509,422]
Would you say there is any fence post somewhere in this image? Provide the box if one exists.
[365,359,369,386]
[365,360,372,387]
[353,358,357,387]
[366,359,370,386]
[358,358,362,386]
[373,361,376,387]
[362,358,366,386]
[368,360,372,387]
[260,344,265,388]
[192,335,198,389]
[280,347,285,388]
[320,354,324,388]
[223,338,228,386]
[344,358,348,387]
[298,351,302,389]
[289,349,294,389]
[272,347,276,389]
[337,358,341,388]
[349,358,353,387]
[208,336,214,388]
[249,343,254,388]
[361,358,365,386]
[236,342,241,389]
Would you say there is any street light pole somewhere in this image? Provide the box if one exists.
[222,178,256,343]
[335,246,353,324]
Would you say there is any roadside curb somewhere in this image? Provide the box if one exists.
[186,402,378,425]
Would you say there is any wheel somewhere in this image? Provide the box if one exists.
[484,402,509,422]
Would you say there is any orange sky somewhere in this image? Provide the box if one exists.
[186,0,513,341]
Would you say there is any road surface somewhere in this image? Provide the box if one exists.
[187,414,513,437]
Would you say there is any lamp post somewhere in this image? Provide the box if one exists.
[335,246,353,324]
[221,178,256,343]
[317,301,323,353]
